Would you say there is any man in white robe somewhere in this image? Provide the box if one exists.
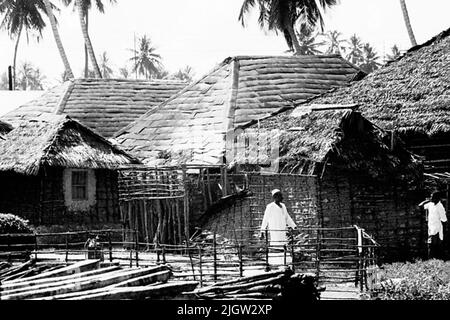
[260,189,297,266]
[419,192,448,259]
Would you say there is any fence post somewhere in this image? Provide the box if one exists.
[265,229,269,271]
[108,231,113,262]
[238,243,243,278]
[315,228,321,278]
[283,244,287,266]
[162,245,166,264]
[213,232,217,281]
[65,234,69,263]
[34,234,38,261]
[291,236,295,273]
[186,240,196,281]
[198,245,203,287]
[7,234,11,263]
[156,242,160,264]
[135,228,139,267]
[129,247,133,268]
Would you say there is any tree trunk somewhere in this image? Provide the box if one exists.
[84,12,89,78]
[12,23,23,90]
[399,0,417,47]
[76,0,102,78]
[43,0,74,79]
[286,23,301,55]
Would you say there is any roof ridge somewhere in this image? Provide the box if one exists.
[114,60,233,138]
[73,77,187,83]
[55,80,75,114]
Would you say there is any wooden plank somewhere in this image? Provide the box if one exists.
[3,260,100,284]
[65,281,199,300]
[2,266,169,300]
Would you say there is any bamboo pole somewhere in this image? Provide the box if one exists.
[108,232,113,262]
[198,245,203,287]
[213,232,217,281]
[182,165,190,241]
[265,229,269,271]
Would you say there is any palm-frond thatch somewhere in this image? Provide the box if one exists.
[0,114,139,175]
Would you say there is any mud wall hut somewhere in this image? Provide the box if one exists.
[201,106,425,262]
[114,55,364,229]
[292,28,450,174]
[0,115,138,231]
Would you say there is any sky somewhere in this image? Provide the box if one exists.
[0,0,449,89]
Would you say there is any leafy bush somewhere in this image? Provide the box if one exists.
[0,213,33,234]
[373,259,450,300]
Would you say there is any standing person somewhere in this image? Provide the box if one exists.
[419,192,448,259]
[260,189,297,267]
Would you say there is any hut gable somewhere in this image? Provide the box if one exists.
[295,28,450,137]
[116,55,363,166]
[241,105,419,178]
[0,114,138,175]
[2,78,187,138]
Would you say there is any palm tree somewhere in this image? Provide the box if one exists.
[295,25,324,55]
[323,30,346,55]
[62,0,116,77]
[385,45,402,62]
[399,0,417,47]
[359,43,381,74]
[129,35,162,79]
[118,66,129,79]
[346,34,363,65]
[171,66,194,82]
[17,61,45,90]
[238,0,337,54]
[99,51,113,78]
[43,0,74,79]
[0,0,51,88]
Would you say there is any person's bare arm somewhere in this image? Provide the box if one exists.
[418,199,430,207]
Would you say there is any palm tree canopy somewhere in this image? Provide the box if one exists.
[346,34,363,64]
[323,30,347,55]
[238,0,337,52]
[385,44,402,62]
[129,35,162,79]
[99,51,113,78]
[61,0,116,14]
[296,25,324,55]
[359,43,381,73]
[0,0,59,39]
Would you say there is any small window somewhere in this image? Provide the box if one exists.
[71,171,88,200]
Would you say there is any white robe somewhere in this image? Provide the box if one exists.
[425,202,447,240]
[260,202,297,247]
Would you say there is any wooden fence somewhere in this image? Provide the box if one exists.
[0,225,379,291]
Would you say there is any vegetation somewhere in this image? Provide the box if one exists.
[0,0,57,88]
[129,35,162,79]
[0,213,33,234]
[399,0,416,46]
[373,259,450,300]
[16,61,45,89]
[238,0,337,54]
[295,25,324,55]
[62,0,116,78]
[99,51,113,78]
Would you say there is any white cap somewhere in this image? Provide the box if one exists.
[271,189,281,196]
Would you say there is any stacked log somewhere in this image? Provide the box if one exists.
[0,260,198,300]
[186,268,319,301]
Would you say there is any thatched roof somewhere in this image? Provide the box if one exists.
[2,78,187,138]
[0,114,139,175]
[240,105,419,178]
[115,55,363,166]
[292,28,450,137]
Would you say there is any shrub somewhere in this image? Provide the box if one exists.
[0,213,33,234]
[373,259,450,300]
